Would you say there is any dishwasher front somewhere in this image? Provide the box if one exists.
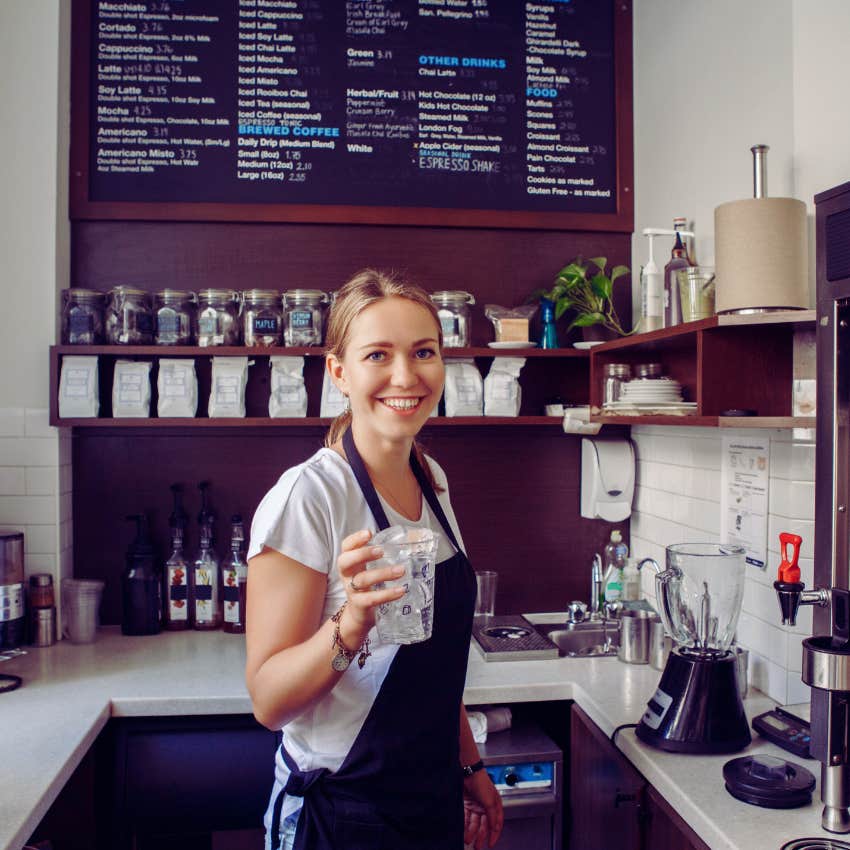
[472,721,563,850]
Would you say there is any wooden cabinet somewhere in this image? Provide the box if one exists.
[49,345,589,428]
[589,310,816,429]
[570,705,709,850]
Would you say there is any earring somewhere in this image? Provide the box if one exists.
[343,394,350,413]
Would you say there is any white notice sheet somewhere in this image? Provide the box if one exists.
[720,436,770,569]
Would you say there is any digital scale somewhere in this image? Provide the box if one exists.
[751,704,812,759]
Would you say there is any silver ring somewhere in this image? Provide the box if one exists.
[349,576,365,593]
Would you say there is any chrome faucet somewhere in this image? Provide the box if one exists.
[590,553,603,618]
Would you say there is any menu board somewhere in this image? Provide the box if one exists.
[74,0,631,228]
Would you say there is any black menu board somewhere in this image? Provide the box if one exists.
[72,0,632,229]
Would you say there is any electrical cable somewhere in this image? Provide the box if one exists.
[610,722,638,744]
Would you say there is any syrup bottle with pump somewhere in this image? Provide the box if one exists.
[222,514,248,634]
[163,484,190,631]
[122,514,161,636]
[192,481,221,630]
[640,230,664,333]
[664,219,696,328]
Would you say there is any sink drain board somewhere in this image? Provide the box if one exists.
[472,615,558,662]
[781,839,850,850]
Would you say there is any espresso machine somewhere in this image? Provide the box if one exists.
[636,543,751,753]
[772,180,850,833]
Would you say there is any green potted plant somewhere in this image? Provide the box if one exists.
[532,256,634,341]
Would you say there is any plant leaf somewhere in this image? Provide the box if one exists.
[570,312,606,328]
[610,265,630,284]
[590,273,612,300]
[557,262,587,280]
[554,298,572,320]
[588,257,607,273]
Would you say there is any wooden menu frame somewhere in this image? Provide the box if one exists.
[69,0,633,231]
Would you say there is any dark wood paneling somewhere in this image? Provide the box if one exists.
[74,424,628,624]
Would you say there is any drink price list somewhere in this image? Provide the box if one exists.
[87,0,618,215]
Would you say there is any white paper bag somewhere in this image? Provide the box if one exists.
[58,356,99,418]
[208,357,249,418]
[444,359,483,417]
[112,360,152,418]
[484,357,525,417]
[320,370,348,418]
[157,359,198,418]
[269,356,308,418]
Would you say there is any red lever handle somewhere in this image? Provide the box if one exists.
[778,532,802,583]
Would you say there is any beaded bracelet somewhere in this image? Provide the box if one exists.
[330,602,371,672]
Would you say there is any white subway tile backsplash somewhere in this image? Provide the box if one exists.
[786,632,805,674]
[0,409,25,437]
[0,438,58,467]
[59,464,72,495]
[786,675,810,706]
[60,492,72,524]
[24,553,57,574]
[24,409,52,438]
[24,524,57,555]
[770,441,816,482]
[767,516,815,559]
[0,467,26,495]
[769,478,815,521]
[0,495,56,525]
[26,466,57,496]
[58,432,72,466]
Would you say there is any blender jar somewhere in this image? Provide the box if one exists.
[656,542,746,654]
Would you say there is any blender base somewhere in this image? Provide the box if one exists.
[636,648,751,754]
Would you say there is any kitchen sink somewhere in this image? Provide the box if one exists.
[523,613,620,658]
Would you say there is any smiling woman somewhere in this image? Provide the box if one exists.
[245,269,503,850]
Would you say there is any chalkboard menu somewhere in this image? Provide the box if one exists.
[71,0,633,230]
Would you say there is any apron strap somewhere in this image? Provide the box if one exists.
[409,452,462,553]
[269,741,329,850]
[343,427,391,530]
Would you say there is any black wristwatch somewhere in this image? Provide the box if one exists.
[462,759,485,778]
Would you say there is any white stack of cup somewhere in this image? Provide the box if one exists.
[61,578,105,643]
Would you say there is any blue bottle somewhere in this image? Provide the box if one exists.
[539,298,559,349]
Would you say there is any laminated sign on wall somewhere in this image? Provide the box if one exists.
[720,436,770,569]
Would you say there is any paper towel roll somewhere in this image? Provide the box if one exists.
[714,197,809,313]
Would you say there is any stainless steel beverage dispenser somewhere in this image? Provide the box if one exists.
[774,180,850,832]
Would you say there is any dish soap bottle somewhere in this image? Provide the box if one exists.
[122,514,161,636]
[163,484,189,631]
[192,481,221,630]
[621,558,641,602]
[602,529,628,604]
[222,514,247,634]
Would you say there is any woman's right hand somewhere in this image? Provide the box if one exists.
[337,529,407,633]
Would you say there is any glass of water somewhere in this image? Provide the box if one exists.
[367,525,440,645]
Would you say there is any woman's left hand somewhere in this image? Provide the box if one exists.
[463,770,503,849]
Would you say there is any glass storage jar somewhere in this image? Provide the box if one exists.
[602,363,632,406]
[635,362,663,379]
[283,289,328,346]
[154,289,196,346]
[195,289,241,347]
[62,288,104,345]
[243,289,283,347]
[430,291,475,347]
[105,287,154,344]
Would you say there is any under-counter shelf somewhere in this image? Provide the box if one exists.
[588,310,816,428]
[49,345,588,427]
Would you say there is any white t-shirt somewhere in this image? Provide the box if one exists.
[248,446,465,828]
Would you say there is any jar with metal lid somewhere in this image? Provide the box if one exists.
[105,286,154,345]
[635,362,663,379]
[430,291,475,347]
[0,530,26,650]
[243,289,282,347]
[154,289,196,346]
[195,289,242,347]
[29,573,55,609]
[283,289,328,346]
[62,288,105,345]
[602,363,632,406]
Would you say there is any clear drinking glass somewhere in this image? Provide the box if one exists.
[367,525,439,645]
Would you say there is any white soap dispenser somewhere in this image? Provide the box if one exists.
[640,228,664,333]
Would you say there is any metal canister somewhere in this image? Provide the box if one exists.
[617,609,651,664]
[0,531,26,650]
[649,616,673,670]
[31,606,57,647]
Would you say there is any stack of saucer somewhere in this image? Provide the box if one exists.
[605,378,696,413]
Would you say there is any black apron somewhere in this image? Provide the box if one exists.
[270,429,477,850]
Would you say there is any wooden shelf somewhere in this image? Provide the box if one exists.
[53,415,566,428]
[591,415,816,428]
[52,344,588,359]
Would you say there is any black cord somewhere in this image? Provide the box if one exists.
[610,722,638,744]
[0,674,22,694]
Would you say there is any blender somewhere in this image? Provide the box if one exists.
[636,543,752,753]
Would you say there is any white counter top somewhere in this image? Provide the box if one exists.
[0,629,829,850]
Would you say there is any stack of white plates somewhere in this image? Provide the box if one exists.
[604,378,697,413]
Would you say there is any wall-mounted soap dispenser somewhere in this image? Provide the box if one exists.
[580,437,635,521]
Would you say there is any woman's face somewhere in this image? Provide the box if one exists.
[328,297,444,445]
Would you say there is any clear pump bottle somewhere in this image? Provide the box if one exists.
[602,529,629,604]
[222,515,247,634]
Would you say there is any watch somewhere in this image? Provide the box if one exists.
[462,759,485,778]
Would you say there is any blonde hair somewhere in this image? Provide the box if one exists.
[324,268,444,491]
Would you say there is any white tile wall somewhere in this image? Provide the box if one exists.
[631,425,815,704]
[0,408,65,590]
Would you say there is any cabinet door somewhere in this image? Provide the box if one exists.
[570,705,644,850]
[643,786,710,850]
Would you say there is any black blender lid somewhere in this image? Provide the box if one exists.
[781,840,850,850]
[723,755,815,808]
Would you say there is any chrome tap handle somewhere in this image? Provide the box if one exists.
[590,553,603,616]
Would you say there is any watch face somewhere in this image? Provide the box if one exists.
[332,652,351,672]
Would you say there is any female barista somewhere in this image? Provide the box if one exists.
[246,269,503,850]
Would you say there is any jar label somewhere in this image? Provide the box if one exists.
[167,566,188,621]
[69,313,94,335]
[157,314,179,334]
[290,310,313,329]
[253,316,279,334]
[440,316,459,337]
[199,315,218,335]
[0,583,24,622]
